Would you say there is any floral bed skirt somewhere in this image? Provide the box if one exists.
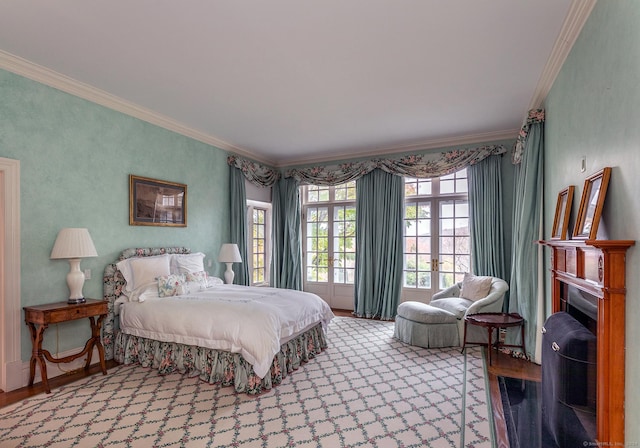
[114,323,327,395]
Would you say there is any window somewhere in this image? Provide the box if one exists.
[403,169,469,294]
[247,200,271,285]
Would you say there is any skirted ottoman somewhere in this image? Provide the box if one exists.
[394,301,460,348]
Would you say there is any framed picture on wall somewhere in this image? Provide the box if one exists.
[551,186,574,240]
[573,167,611,239]
[129,175,187,227]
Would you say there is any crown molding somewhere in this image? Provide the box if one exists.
[274,129,519,167]
[528,0,597,109]
[0,50,276,165]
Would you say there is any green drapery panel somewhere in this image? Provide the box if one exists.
[509,110,545,359]
[229,166,250,285]
[468,155,507,282]
[271,177,302,290]
[354,169,404,320]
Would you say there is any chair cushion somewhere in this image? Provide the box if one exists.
[459,273,492,301]
[429,297,474,318]
[396,302,458,324]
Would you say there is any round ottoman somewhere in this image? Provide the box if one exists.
[394,301,460,348]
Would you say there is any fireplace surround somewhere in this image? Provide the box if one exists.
[540,239,634,446]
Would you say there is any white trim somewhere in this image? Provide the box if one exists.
[0,50,272,166]
[0,157,21,392]
[528,0,597,109]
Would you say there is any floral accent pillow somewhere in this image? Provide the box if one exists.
[186,270,208,288]
[157,273,186,297]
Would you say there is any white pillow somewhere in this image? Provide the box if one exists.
[128,283,161,302]
[173,252,206,274]
[129,255,171,291]
[117,254,169,294]
[459,273,492,301]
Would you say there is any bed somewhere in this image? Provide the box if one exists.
[102,247,334,394]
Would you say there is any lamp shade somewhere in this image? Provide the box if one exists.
[50,228,98,259]
[218,243,242,263]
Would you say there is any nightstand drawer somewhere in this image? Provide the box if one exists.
[24,299,107,325]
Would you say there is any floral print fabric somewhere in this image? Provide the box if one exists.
[512,108,545,164]
[114,323,326,394]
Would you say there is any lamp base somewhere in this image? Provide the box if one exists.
[224,262,235,284]
[67,297,86,305]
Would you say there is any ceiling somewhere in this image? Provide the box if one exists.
[0,1,587,166]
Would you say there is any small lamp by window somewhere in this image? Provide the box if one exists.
[218,243,242,284]
[50,228,98,304]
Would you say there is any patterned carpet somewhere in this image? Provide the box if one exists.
[0,317,493,447]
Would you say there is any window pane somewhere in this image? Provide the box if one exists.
[404,271,417,287]
[405,178,418,197]
[417,271,431,288]
[439,237,454,254]
[440,180,455,194]
[405,237,417,253]
[418,180,432,195]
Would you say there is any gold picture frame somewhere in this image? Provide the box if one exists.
[129,175,187,227]
[551,186,574,240]
[573,167,611,240]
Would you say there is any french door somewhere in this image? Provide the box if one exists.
[402,171,470,303]
[302,184,356,310]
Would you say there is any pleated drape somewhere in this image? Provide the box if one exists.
[509,119,544,362]
[468,155,507,281]
[229,166,250,285]
[271,177,303,290]
[354,169,404,320]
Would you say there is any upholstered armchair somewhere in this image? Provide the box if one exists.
[429,276,509,345]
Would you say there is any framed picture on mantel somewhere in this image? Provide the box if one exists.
[551,186,574,240]
[573,167,611,240]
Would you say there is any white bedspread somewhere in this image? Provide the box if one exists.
[119,285,334,378]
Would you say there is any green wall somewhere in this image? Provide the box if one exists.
[0,69,230,360]
[544,0,640,440]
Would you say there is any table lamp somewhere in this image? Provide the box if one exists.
[50,228,98,304]
[218,243,242,284]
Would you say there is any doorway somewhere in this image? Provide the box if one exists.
[0,157,21,392]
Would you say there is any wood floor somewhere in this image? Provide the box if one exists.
[0,310,540,448]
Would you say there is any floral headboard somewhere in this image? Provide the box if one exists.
[102,247,191,360]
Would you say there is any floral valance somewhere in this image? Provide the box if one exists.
[512,109,545,164]
[285,145,507,186]
[227,155,280,188]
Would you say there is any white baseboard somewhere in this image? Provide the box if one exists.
[20,346,102,388]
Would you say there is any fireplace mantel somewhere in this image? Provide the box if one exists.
[540,239,634,445]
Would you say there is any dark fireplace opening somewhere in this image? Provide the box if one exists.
[542,304,597,448]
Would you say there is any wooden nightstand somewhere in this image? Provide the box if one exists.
[23,299,108,393]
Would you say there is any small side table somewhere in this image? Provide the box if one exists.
[462,312,525,365]
[23,299,108,393]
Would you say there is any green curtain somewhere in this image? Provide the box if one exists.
[468,155,507,281]
[271,177,302,290]
[354,169,404,320]
[229,166,250,285]
[509,117,544,359]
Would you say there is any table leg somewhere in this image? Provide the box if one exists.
[86,315,107,375]
[520,321,526,355]
[26,322,51,393]
[461,319,469,354]
[487,326,494,366]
